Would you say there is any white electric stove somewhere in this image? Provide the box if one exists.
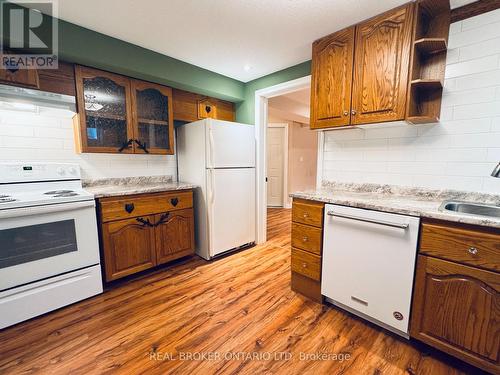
[0,162,103,329]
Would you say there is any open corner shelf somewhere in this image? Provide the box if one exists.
[411,79,443,89]
[406,0,450,125]
[414,38,447,55]
[406,115,439,125]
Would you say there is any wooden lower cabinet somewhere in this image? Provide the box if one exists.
[411,221,500,374]
[98,190,195,282]
[155,209,195,265]
[290,198,324,302]
[102,216,157,281]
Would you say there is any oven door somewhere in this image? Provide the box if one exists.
[0,200,100,291]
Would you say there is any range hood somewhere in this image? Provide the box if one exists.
[0,84,76,112]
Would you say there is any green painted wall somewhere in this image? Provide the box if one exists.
[1,2,313,119]
[235,61,311,124]
[57,20,246,102]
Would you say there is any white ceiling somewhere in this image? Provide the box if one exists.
[52,0,476,82]
[269,87,310,123]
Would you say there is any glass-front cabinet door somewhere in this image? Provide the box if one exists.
[75,66,134,153]
[131,80,174,155]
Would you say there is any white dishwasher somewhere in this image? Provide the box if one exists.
[321,204,420,338]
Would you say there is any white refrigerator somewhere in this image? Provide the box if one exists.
[177,119,256,260]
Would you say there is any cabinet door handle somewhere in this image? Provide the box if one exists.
[302,236,309,242]
[468,247,478,255]
[170,197,179,207]
[343,110,349,116]
[154,212,170,227]
[205,105,212,114]
[136,217,153,227]
[134,139,149,154]
[351,110,357,116]
[118,139,133,152]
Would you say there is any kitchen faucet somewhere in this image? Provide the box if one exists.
[491,162,500,178]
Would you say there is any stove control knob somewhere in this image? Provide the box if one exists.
[68,167,77,175]
[57,167,66,176]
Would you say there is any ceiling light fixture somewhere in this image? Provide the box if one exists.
[243,64,252,72]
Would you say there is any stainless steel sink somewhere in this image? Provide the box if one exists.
[439,201,500,218]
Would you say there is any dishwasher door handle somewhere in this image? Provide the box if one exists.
[327,211,409,229]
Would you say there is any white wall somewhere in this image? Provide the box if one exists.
[321,9,500,193]
[0,106,176,180]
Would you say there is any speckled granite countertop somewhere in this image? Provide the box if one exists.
[290,182,500,229]
[83,176,196,198]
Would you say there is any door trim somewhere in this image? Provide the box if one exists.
[254,75,312,244]
[267,123,289,208]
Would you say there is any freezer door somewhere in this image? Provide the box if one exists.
[206,119,255,168]
[207,168,255,257]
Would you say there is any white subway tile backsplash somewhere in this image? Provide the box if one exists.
[458,37,500,61]
[321,11,500,193]
[453,101,500,120]
[454,69,500,91]
[448,21,500,49]
[461,9,500,31]
[0,111,176,180]
[444,54,498,79]
[487,148,500,162]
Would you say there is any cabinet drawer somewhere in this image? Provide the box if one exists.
[100,191,193,222]
[292,201,323,227]
[420,222,500,273]
[291,223,322,255]
[291,248,321,281]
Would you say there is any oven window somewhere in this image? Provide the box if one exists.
[0,220,78,269]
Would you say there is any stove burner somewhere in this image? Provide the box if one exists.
[0,194,11,198]
[44,190,74,195]
[0,197,16,203]
[53,192,79,197]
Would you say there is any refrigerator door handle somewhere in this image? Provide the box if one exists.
[207,168,216,256]
[208,122,215,169]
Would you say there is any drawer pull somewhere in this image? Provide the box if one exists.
[468,247,478,255]
[124,203,135,214]
[302,262,308,268]
[351,296,368,306]
[302,236,309,242]
[303,213,309,218]
[171,197,179,207]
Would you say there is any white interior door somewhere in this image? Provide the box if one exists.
[266,126,285,207]
[208,168,255,257]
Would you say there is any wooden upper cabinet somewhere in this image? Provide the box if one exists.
[0,67,39,88]
[74,65,174,154]
[75,65,134,154]
[351,3,414,125]
[172,88,235,122]
[130,80,174,155]
[310,26,355,129]
[411,255,499,374]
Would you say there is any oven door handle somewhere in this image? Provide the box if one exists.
[0,200,95,219]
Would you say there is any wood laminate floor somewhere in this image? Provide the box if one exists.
[0,208,484,375]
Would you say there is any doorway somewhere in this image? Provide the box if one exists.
[266,124,288,207]
[255,75,322,244]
